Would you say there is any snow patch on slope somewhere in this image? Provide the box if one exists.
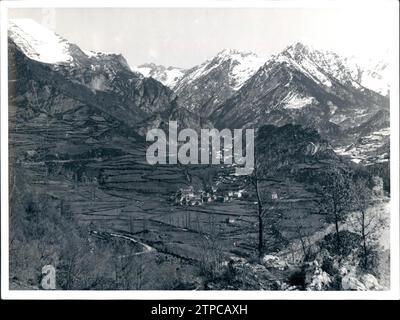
[334,127,390,164]
[282,92,316,109]
[131,65,152,77]
[83,50,106,59]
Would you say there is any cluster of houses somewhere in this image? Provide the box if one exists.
[172,186,248,206]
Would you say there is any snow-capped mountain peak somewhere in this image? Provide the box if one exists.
[171,48,266,116]
[217,49,266,90]
[9,19,73,64]
[279,42,390,95]
[176,48,265,92]
[130,63,186,88]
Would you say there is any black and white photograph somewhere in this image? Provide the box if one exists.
[0,0,399,299]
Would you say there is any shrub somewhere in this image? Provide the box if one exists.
[319,230,362,257]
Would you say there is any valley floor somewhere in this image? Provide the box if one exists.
[9,151,391,290]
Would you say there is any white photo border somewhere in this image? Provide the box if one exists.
[1,0,399,300]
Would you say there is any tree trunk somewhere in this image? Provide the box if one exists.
[255,178,264,258]
[253,150,265,259]
[361,210,368,268]
[297,227,309,260]
[258,211,263,258]
[334,211,341,254]
[331,199,341,254]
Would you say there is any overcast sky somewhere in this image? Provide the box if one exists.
[8,6,396,68]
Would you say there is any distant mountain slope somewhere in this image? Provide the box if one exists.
[8,19,206,137]
[211,43,389,164]
[281,43,390,96]
[174,49,265,117]
[335,109,390,164]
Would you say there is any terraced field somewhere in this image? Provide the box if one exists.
[13,139,329,264]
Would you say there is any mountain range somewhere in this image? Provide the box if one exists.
[8,18,390,165]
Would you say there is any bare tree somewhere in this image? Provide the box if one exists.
[350,179,386,270]
[319,169,354,255]
[250,154,265,258]
[295,224,313,261]
[249,145,284,259]
[351,179,372,268]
